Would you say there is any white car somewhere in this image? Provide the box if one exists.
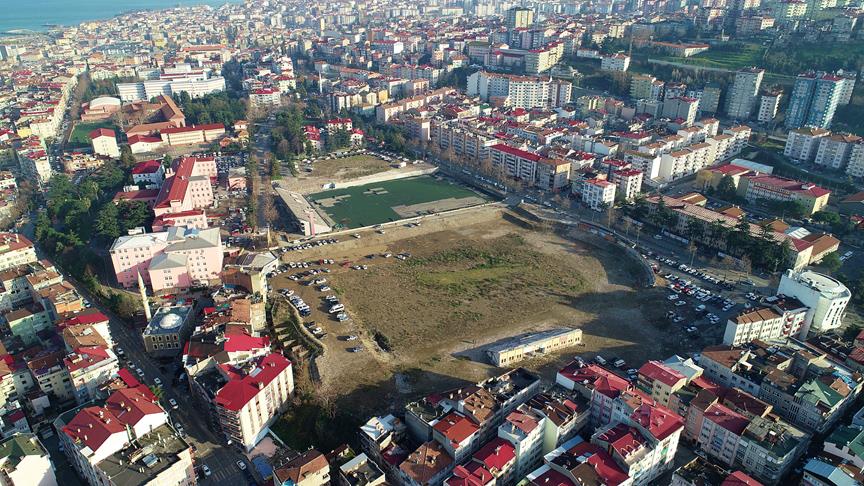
[237,461,247,470]
[153,377,162,386]
[135,367,144,377]
[202,465,212,477]
[168,398,178,409]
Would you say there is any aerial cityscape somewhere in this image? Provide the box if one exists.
[0,0,863,485]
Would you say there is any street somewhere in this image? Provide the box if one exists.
[21,212,254,486]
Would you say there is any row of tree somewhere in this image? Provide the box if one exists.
[629,197,793,271]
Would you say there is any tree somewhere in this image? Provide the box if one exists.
[119,201,151,231]
[94,203,121,240]
[716,175,737,200]
[817,252,842,274]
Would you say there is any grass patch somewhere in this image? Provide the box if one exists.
[308,175,487,228]
[68,120,117,148]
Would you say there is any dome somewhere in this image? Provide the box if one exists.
[158,313,183,330]
[89,96,121,109]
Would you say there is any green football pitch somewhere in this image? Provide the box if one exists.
[308,175,488,229]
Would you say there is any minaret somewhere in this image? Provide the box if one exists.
[137,270,152,321]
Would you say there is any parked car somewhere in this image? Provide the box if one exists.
[202,465,211,477]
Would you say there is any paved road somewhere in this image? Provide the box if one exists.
[22,212,254,485]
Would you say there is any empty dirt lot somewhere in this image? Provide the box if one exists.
[271,206,696,417]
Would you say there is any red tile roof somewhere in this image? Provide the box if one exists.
[64,346,112,373]
[223,332,270,353]
[629,403,684,441]
[566,442,630,485]
[559,362,630,398]
[446,463,494,486]
[62,406,125,452]
[131,159,163,175]
[704,402,750,435]
[638,360,686,387]
[89,128,115,139]
[491,143,542,162]
[433,412,479,447]
[722,471,763,485]
[214,353,291,412]
[472,438,515,472]
[105,386,163,427]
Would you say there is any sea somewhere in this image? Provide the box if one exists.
[1,0,243,34]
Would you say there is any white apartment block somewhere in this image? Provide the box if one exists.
[600,54,631,72]
[784,127,830,162]
[722,305,807,346]
[814,133,861,170]
[582,179,616,211]
[611,169,644,201]
[467,71,572,109]
[725,68,764,120]
[758,92,782,123]
[213,353,294,451]
[846,142,864,178]
[0,234,37,273]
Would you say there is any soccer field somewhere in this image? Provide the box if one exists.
[68,120,117,148]
[308,175,488,229]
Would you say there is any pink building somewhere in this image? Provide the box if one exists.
[152,156,216,228]
[152,209,208,232]
[109,226,223,292]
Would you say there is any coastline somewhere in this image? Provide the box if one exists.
[1,0,242,34]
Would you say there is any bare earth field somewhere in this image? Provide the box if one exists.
[282,154,437,194]
[307,154,391,180]
[270,206,693,419]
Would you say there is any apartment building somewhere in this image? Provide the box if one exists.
[814,133,861,170]
[0,433,57,486]
[784,126,830,162]
[600,54,631,72]
[610,169,643,202]
[757,90,782,123]
[592,402,684,484]
[109,226,223,292]
[662,97,699,126]
[630,74,664,101]
[0,234,37,274]
[274,449,330,486]
[213,353,294,451]
[249,88,281,108]
[556,362,631,426]
[498,406,546,477]
[785,72,847,129]
[467,71,571,109]
[398,440,455,486]
[581,178,616,211]
[847,142,864,178]
[699,341,862,434]
[722,300,808,345]
[637,361,687,407]
[64,346,118,404]
[490,144,541,183]
[89,128,120,158]
[57,386,195,486]
[725,68,764,120]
